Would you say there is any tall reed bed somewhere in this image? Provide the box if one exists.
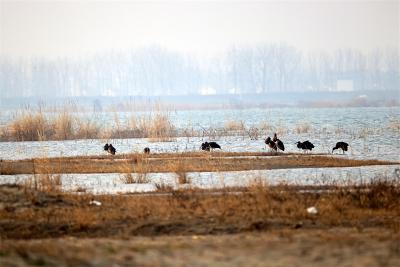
[0,102,393,142]
[1,103,177,141]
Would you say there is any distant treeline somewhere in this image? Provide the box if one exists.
[1,44,398,97]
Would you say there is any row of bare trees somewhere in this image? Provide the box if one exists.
[1,44,398,98]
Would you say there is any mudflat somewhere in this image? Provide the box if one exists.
[1,152,397,174]
[1,229,399,267]
[0,183,399,266]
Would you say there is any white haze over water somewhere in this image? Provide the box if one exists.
[1,1,398,61]
[0,1,398,98]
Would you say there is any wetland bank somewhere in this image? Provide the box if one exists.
[2,0,400,264]
[0,179,399,266]
[0,106,399,266]
[0,90,398,262]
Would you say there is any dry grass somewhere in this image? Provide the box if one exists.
[388,119,400,132]
[0,107,281,142]
[53,112,75,140]
[8,111,51,141]
[246,126,260,140]
[1,152,395,175]
[176,172,190,184]
[144,113,177,142]
[75,118,102,139]
[154,182,174,192]
[1,104,178,141]
[259,121,273,131]
[120,173,149,184]
[224,120,245,131]
[294,121,312,134]
[1,229,398,267]
[0,177,399,240]
[23,174,62,192]
[0,104,397,146]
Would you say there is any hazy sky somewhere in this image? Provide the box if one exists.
[1,0,399,60]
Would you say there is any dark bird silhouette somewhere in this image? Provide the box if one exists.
[296,141,314,152]
[332,142,349,154]
[273,133,278,142]
[144,147,150,154]
[104,143,116,155]
[265,137,277,151]
[276,139,285,152]
[201,142,210,151]
[201,141,221,151]
[104,143,109,151]
[272,133,285,152]
[108,144,116,155]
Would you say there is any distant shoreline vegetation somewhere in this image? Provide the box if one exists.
[0,102,398,142]
[0,90,399,112]
[1,45,398,98]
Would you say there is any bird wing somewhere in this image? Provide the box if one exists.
[277,140,285,151]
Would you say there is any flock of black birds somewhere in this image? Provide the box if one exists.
[103,143,116,155]
[103,136,349,155]
[265,133,285,152]
[267,133,348,154]
[104,143,150,155]
[200,141,222,151]
[296,140,315,152]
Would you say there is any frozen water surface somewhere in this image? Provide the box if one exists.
[0,107,399,193]
[0,165,399,194]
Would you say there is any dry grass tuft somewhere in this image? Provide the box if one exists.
[259,121,273,131]
[121,173,149,184]
[1,153,396,175]
[8,112,51,141]
[23,174,62,192]
[53,112,74,140]
[224,120,245,131]
[388,119,400,132]
[176,172,190,184]
[75,118,101,139]
[347,179,399,209]
[1,104,177,141]
[146,113,176,142]
[294,122,312,134]
[0,177,398,239]
[154,182,174,192]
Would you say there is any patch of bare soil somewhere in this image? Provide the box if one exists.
[1,152,397,174]
[1,229,399,267]
[0,183,399,266]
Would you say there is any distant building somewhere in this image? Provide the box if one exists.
[336,80,354,92]
[199,87,217,95]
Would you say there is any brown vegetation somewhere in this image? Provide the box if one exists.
[0,106,177,141]
[1,229,399,267]
[3,104,394,142]
[1,165,399,265]
[0,152,396,175]
[294,121,312,134]
[0,178,399,240]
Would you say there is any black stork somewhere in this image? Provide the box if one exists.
[104,143,116,155]
[201,141,221,151]
[272,133,285,152]
[332,142,349,154]
[296,141,314,152]
[265,137,277,152]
